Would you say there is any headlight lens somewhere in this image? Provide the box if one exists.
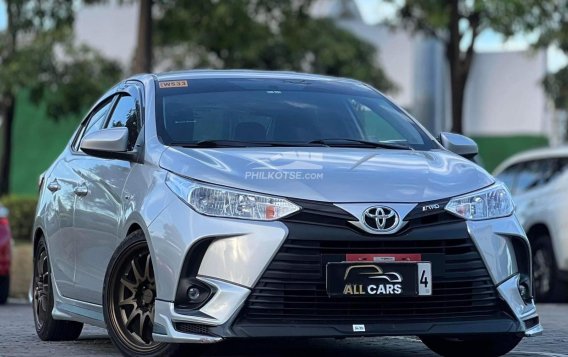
[445,183,514,220]
[165,173,301,220]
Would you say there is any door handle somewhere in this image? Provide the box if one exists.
[47,180,61,193]
[74,183,89,197]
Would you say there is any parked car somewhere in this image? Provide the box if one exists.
[494,146,568,302]
[0,204,12,304]
[33,70,541,357]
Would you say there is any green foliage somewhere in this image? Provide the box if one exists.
[154,0,394,91]
[392,0,552,44]
[472,135,549,172]
[0,195,38,242]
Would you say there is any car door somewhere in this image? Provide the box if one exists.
[44,99,114,298]
[72,84,144,304]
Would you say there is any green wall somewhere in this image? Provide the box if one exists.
[472,135,549,173]
[10,93,81,195]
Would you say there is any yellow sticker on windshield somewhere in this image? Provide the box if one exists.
[159,80,188,89]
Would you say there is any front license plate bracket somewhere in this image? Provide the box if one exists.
[326,262,432,297]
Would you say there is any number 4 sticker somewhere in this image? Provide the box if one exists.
[417,262,432,296]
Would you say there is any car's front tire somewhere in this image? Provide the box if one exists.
[33,236,84,340]
[103,230,183,357]
[419,334,523,357]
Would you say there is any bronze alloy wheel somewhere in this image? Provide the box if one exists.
[103,231,185,356]
[32,236,83,341]
[33,244,50,330]
[108,241,159,352]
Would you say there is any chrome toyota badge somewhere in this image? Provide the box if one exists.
[362,206,400,233]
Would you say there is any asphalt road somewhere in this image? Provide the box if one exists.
[0,301,566,356]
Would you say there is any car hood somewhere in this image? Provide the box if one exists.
[160,147,494,203]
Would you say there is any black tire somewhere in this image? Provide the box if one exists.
[0,275,9,304]
[532,234,568,302]
[420,334,523,357]
[33,236,84,341]
[103,230,184,357]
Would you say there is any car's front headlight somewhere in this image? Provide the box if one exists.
[165,172,301,221]
[445,183,514,220]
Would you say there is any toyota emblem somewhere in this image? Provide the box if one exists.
[362,206,400,233]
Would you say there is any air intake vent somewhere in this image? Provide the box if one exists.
[174,323,210,335]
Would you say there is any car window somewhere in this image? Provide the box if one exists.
[544,157,568,183]
[496,163,521,193]
[515,160,545,194]
[73,100,113,151]
[105,95,140,151]
[155,78,438,150]
[350,100,407,143]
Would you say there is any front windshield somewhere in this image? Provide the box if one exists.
[155,78,437,150]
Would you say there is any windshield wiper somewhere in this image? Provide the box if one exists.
[308,138,411,150]
[172,140,327,148]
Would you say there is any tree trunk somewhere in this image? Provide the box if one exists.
[0,94,15,196]
[133,0,153,73]
[450,74,467,134]
[446,0,464,134]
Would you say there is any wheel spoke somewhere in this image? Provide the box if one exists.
[144,254,152,282]
[138,312,146,339]
[125,307,141,328]
[37,254,46,276]
[118,296,137,308]
[131,259,144,284]
[120,276,138,293]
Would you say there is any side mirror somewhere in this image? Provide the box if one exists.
[80,127,135,161]
[438,132,478,159]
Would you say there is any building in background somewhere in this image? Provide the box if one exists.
[312,0,554,144]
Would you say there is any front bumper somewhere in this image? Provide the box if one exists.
[149,199,542,343]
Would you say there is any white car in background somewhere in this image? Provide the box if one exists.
[494,147,568,302]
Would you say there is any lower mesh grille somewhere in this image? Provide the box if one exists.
[174,323,210,335]
[239,235,503,324]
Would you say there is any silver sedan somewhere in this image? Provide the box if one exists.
[33,70,540,357]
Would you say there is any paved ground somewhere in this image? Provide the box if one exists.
[0,301,566,356]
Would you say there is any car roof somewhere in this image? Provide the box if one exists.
[128,70,367,88]
[154,69,356,82]
[494,146,568,174]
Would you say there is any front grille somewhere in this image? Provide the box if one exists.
[239,226,504,324]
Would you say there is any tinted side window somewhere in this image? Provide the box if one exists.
[496,163,520,192]
[105,95,140,150]
[74,100,113,151]
[515,160,544,194]
[544,158,568,183]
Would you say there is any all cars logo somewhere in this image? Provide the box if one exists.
[342,265,403,295]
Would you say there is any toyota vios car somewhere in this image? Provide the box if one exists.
[33,70,541,357]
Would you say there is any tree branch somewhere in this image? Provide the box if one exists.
[463,11,481,74]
